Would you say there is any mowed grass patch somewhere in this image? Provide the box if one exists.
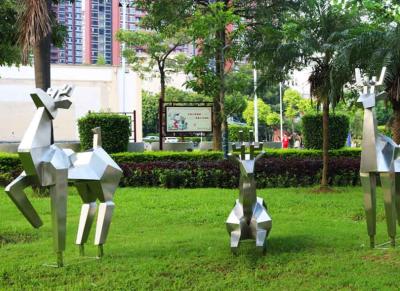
[0,187,399,290]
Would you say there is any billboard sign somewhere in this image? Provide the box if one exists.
[166,106,212,133]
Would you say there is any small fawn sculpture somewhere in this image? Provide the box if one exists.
[226,130,272,254]
[5,85,122,266]
[355,67,399,247]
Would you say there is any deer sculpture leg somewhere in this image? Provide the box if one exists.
[395,173,400,226]
[49,168,68,267]
[254,198,272,253]
[89,181,116,258]
[360,172,377,248]
[380,172,397,246]
[5,172,43,228]
[75,182,97,256]
[94,200,115,258]
[226,200,243,254]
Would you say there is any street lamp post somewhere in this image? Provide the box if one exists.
[120,0,129,113]
[253,61,259,143]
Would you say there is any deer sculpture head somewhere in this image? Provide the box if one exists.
[30,84,73,119]
[355,67,387,109]
[229,130,265,177]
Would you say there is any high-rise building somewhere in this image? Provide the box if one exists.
[52,0,193,66]
[84,0,119,65]
[51,0,83,64]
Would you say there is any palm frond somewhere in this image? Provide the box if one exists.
[18,0,51,63]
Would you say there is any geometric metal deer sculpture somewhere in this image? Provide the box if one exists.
[226,130,272,254]
[355,67,399,248]
[5,85,122,266]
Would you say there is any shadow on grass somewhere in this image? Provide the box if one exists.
[268,234,320,255]
[0,230,39,247]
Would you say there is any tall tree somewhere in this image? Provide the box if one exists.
[247,0,361,189]
[185,1,244,151]
[116,1,191,150]
[136,0,296,150]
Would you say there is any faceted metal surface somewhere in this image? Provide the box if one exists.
[355,68,398,247]
[226,131,272,254]
[5,85,122,266]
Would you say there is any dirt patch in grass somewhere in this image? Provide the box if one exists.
[0,231,38,247]
[311,186,341,194]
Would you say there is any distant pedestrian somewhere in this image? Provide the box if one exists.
[282,133,290,149]
[294,137,301,149]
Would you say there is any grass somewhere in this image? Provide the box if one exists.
[0,186,399,290]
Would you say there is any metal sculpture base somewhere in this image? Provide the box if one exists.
[226,197,272,254]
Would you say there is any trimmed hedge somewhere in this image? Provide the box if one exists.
[302,114,349,149]
[0,153,21,186]
[119,157,360,188]
[228,124,252,141]
[0,149,361,188]
[78,113,131,153]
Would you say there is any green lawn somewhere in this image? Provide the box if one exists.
[0,186,399,290]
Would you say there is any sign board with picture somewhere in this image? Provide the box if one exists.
[166,106,212,133]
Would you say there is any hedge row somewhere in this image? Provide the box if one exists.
[0,150,361,188]
[119,157,360,188]
[112,148,361,163]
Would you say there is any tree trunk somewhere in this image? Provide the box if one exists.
[212,101,222,150]
[321,100,329,188]
[33,0,52,91]
[159,70,165,150]
[391,102,400,144]
[213,34,223,151]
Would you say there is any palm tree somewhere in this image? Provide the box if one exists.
[340,24,400,144]
[18,0,52,90]
[246,0,360,189]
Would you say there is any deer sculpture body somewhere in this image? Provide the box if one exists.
[5,85,122,266]
[356,67,400,247]
[226,131,272,254]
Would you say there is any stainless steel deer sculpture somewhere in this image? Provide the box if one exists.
[226,130,272,254]
[355,67,399,247]
[5,85,122,266]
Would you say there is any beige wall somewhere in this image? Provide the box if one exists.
[0,64,142,142]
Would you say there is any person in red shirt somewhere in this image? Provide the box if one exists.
[282,133,290,149]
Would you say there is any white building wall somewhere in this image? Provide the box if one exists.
[0,64,142,142]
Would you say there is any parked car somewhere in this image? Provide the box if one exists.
[165,137,179,143]
[143,135,159,142]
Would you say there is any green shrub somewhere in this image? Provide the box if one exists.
[302,114,349,150]
[377,125,392,137]
[78,113,131,153]
[228,124,252,141]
